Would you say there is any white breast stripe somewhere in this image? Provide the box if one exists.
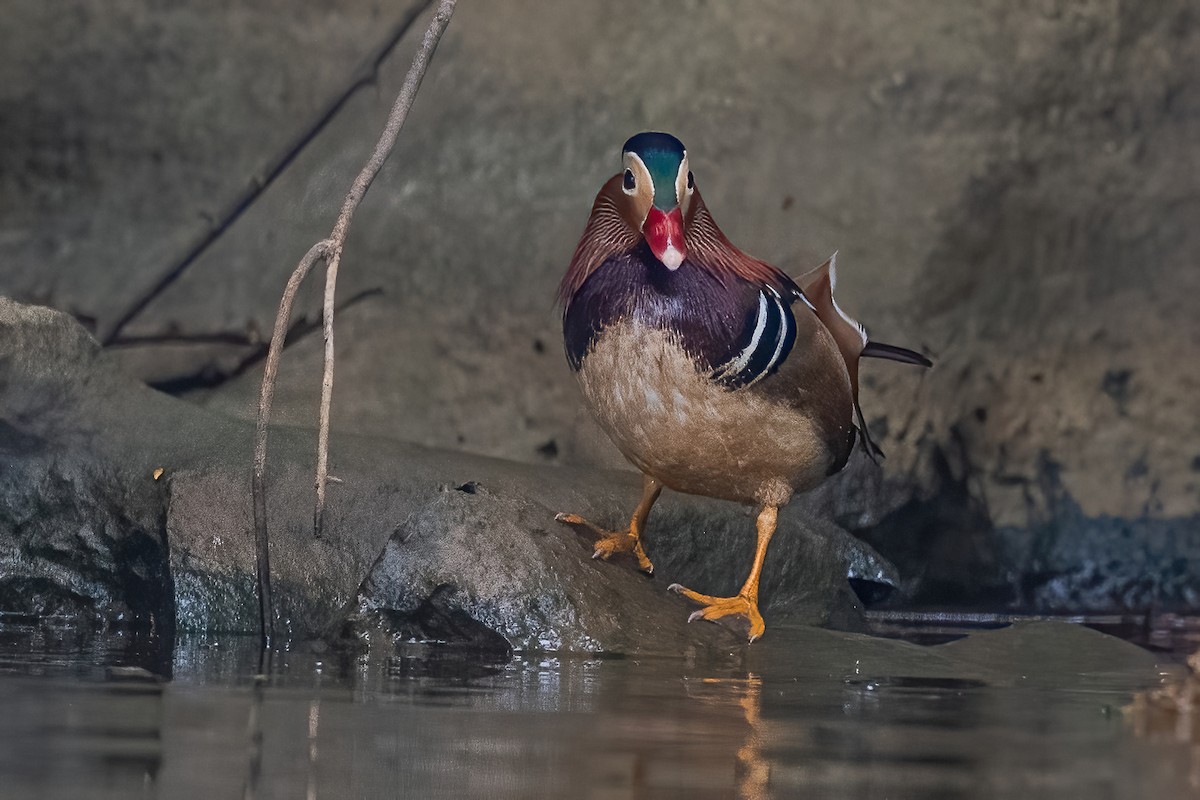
[718,291,769,378]
[762,292,792,376]
[713,288,799,389]
[738,290,789,389]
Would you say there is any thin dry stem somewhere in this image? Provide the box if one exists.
[250,0,458,648]
[252,240,329,647]
[313,0,458,537]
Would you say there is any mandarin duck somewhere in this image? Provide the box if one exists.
[555,132,931,642]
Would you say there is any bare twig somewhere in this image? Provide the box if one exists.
[314,0,458,537]
[110,287,384,396]
[250,0,457,647]
[253,240,329,647]
[101,0,437,345]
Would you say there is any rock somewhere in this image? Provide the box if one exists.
[0,302,171,629]
[0,452,171,630]
[743,618,1159,689]
[1,297,895,653]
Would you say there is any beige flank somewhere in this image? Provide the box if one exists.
[577,324,838,507]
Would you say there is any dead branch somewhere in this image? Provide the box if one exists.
[314,0,458,538]
[250,0,457,647]
[253,240,328,646]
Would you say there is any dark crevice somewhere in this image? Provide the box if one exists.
[109,331,264,347]
[127,287,383,394]
[0,420,46,456]
[854,428,1200,613]
[851,431,1007,608]
[342,584,513,660]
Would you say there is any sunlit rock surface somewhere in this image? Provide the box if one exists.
[1,298,896,652]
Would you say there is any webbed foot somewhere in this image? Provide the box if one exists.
[555,512,654,574]
[668,583,765,642]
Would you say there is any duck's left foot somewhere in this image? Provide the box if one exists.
[668,584,766,643]
[555,512,654,574]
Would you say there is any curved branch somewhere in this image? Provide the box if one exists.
[314,0,458,537]
[252,239,329,647]
[250,0,458,649]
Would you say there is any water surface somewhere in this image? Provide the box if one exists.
[0,619,1194,798]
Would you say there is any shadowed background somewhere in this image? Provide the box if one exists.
[2,0,1197,611]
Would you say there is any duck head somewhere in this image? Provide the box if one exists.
[619,131,693,270]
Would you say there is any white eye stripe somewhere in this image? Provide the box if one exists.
[623,152,651,199]
[675,151,691,207]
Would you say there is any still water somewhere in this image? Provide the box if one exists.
[0,619,1195,799]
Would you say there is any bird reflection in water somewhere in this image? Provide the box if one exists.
[1127,649,1200,790]
[685,673,769,800]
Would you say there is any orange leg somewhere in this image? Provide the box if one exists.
[669,505,777,642]
[556,474,662,574]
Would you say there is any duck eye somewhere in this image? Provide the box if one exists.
[686,171,694,190]
[623,169,636,191]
